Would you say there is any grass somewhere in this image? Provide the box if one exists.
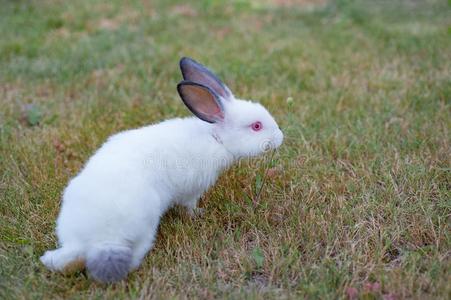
[0,0,450,298]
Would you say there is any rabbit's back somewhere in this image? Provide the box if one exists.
[56,117,231,241]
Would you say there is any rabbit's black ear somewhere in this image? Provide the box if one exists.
[177,81,224,123]
[179,57,232,100]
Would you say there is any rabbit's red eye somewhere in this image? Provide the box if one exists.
[251,121,263,131]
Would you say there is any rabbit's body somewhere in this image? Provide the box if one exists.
[41,117,232,279]
[41,58,283,283]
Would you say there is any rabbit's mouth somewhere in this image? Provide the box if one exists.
[260,139,280,152]
[260,140,274,152]
[260,130,284,152]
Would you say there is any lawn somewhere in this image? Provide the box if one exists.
[0,0,450,298]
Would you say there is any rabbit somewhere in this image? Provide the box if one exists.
[40,57,284,283]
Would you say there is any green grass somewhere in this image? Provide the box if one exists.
[0,0,450,298]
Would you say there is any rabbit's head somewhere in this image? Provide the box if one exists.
[177,57,283,158]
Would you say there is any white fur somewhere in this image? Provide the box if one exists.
[41,72,283,282]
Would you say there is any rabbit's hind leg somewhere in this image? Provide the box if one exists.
[40,245,85,273]
[129,230,158,271]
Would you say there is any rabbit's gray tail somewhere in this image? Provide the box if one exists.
[86,244,132,283]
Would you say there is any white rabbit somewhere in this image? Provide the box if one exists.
[40,57,284,283]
